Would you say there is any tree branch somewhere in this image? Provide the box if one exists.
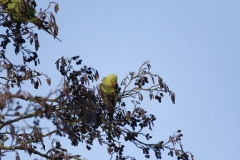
[0,113,35,130]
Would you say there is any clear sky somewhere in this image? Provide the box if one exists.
[2,0,240,160]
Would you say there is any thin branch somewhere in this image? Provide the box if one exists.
[0,113,34,130]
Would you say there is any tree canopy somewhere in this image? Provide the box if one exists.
[0,1,193,159]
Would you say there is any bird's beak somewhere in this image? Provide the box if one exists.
[112,82,117,88]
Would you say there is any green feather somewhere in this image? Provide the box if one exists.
[101,74,117,94]
[100,74,118,107]
[1,0,36,22]
[100,74,118,138]
[100,74,118,109]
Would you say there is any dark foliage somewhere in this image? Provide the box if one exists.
[0,1,193,160]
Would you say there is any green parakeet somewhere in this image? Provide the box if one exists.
[100,74,118,139]
[100,74,118,120]
[1,0,62,41]
[1,0,36,22]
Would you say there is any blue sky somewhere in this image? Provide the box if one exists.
[2,0,240,160]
